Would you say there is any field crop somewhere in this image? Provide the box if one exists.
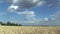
[0,26,60,34]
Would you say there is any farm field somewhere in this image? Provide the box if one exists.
[0,26,60,34]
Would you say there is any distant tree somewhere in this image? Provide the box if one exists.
[7,21,11,26]
[6,21,22,26]
[0,21,22,26]
[0,22,2,24]
[19,24,22,26]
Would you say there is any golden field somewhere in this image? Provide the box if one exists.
[0,26,60,34]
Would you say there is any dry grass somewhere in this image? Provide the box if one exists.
[0,26,60,34]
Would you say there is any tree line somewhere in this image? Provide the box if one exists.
[0,21,22,26]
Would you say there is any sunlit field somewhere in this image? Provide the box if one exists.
[0,26,60,34]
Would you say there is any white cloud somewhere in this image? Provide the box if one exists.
[32,0,38,3]
[12,0,19,4]
[7,0,60,23]
[7,0,45,13]
[17,10,35,17]
[7,0,45,23]
[37,1,45,6]
[16,10,42,23]
[45,0,60,8]
[17,10,37,21]
[7,0,45,9]
[44,17,48,21]
[23,21,36,23]
[7,0,60,9]
[8,4,19,12]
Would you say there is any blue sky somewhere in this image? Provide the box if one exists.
[0,0,60,25]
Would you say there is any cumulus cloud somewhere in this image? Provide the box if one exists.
[8,4,19,12]
[17,10,36,20]
[16,10,43,23]
[37,1,45,6]
[12,0,19,4]
[7,0,60,12]
[32,0,38,3]
[17,11,35,16]
[7,0,45,15]
[44,17,49,21]
[7,0,44,23]
[7,0,45,9]
[21,0,44,8]
[45,0,60,8]
[7,0,60,23]
[7,0,60,9]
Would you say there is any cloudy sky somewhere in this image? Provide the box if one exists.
[0,0,60,25]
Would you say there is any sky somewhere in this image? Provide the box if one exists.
[0,0,60,25]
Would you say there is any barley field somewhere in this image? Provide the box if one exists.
[0,26,60,34]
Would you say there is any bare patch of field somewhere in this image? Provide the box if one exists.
[0,26,60,34]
